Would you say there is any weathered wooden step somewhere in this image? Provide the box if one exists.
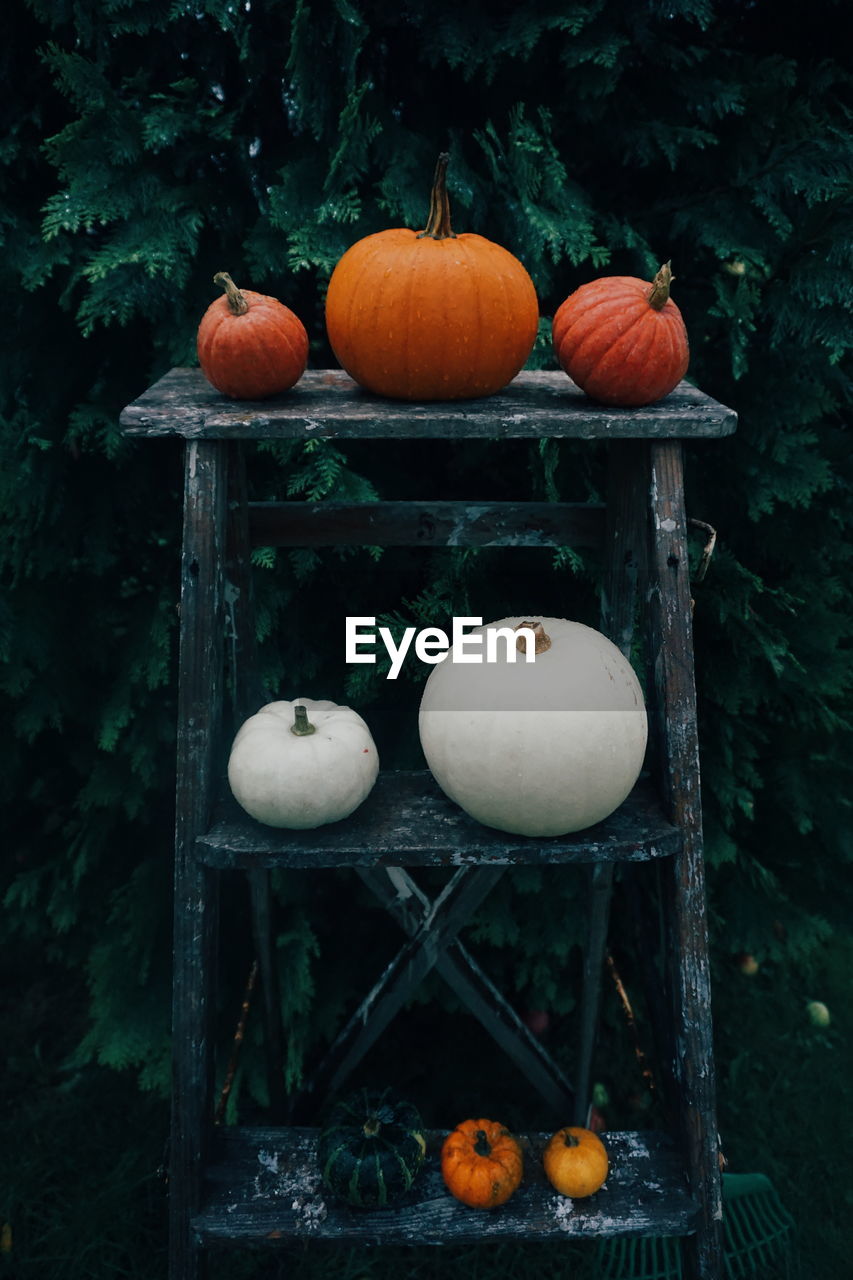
[119,367,737,440]
[245,498,607,549]
[193,1126,697,1246]
[197,772,681,870]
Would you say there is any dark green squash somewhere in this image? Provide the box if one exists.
[317,1087,426,1209]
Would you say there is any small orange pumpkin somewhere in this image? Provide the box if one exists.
[197,271,309,399]
[440,1118,524,1209]
[542,1126,609,1198]
[552,262,689,407]
[325,154,539,401]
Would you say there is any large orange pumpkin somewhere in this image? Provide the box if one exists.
[440,1118,524,1209]
[197,272,309,400]
[552,262,689,407]
[325,154,539,401]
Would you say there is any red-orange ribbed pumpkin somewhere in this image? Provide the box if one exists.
[325,154,539,401]
[197,272,309,399]
[552,263,689,407]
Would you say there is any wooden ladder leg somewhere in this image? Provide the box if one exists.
[648,440,723,1280]
[225,443,288,1123]
[573,441,649,1127]
[247,869,288,1122]
[621,859,678,1127]
[170,441,229,1280]
[573,861,614,1126]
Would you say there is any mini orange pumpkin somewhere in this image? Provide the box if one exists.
[325,154,539,401]
[197,271,309,399]
[440,1118,524,1209]
[552,262,689,407]
[542,1125,609,1198]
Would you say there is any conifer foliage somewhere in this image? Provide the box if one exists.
[2,0,852,1122]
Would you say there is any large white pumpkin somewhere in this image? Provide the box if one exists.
[418,617,647,837]
[227,698,379,829]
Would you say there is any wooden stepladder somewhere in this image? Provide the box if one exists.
[120,368,735,1280]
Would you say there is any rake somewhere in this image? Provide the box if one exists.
[595,952,796,1279]
[595,1169,796,1279]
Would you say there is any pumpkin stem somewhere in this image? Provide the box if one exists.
[562,1131,581,1148]
[214,271,250,316]
[515,621,552,656]
[647,262,674,311]
[290,704,317,736]
[473,1129,492,1158]
[418,152,457,241]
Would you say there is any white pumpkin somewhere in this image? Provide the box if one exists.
[227,698,379,829]
[418,617,647,837]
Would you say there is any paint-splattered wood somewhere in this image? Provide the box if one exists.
[119,368,737,440]
[197,773,681,869]
[193,1126,697,1245]
[647,440,722,1280]
[171,440,229,1280]
[247,500,606,548]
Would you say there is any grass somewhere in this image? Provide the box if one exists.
[207,1240,602,1280]
[710,932,853,1279]
[1,932,850,1279]
[0,964,167,1279]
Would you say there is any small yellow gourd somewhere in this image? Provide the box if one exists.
[543,1126,609,1198]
